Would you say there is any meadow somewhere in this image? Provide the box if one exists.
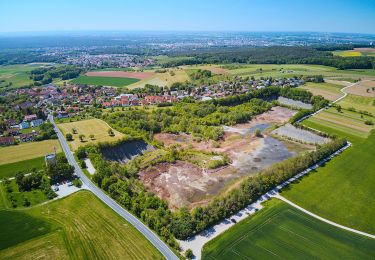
[0,180,48,208]
[337,94,375,115]
[0,64,46,90]
[0,191,163,259]
[71,75,139,87]
[57,118,124,150]
[0,140,61,165]
[202,199,375,260]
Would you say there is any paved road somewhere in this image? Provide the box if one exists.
[275,194,375,239]
[49,115,178,260]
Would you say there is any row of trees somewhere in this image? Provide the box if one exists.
[30,66,82,86]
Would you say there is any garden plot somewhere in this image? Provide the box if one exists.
[272,123,329,144]
[277,96,313,109]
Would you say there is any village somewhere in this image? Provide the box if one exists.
[0,75,308,147]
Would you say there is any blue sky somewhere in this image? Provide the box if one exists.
[1,0,374,34]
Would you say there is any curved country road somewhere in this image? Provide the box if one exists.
[49,115,178,260]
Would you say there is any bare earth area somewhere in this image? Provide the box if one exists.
[86,71,154,79]
[143,107,312,209]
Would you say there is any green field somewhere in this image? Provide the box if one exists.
[0,191,163,259]
[202,199,375,260]
[0,139,61,165]
[337,94,375,115]
[0,64,46,90]
[71,75,139,87]
[282,130,375,234]
[0,156,44,179]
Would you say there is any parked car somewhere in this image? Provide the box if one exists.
[230,218,237,223]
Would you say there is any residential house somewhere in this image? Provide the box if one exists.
[18,131,39,142]
[0,136,15,146]
[31,119,44,127]
[6,128,20,136]
[24,114,37,122]
[19,121,30,129]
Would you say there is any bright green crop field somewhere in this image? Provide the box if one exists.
[0,191,163,259]
[282,130,375,234]
[71,75,139,87]
[202,199,375,260]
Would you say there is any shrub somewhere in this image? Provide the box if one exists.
[66,133,73,141]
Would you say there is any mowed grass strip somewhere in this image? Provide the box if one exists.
[0,156,44,179]
[202,199,375,260]
[71,75,139,87]
[299,82,344,101]
[58,118,124,150]
[0,191,163,259]
[282,131,375,234]
[0,139,61,165]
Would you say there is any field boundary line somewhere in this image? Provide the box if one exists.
[275,195,375,239]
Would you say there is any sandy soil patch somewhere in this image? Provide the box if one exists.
[346,80,375,97]
[86,71,154,79]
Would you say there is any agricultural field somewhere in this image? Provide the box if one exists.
[0,64,48,90]
[226,63,375,79]
[126,68,189,89]
[306,107,375,138]
[298,82,344,101]
[57,118,124,150]
[0,140,61,165]
[345,80,375,97]
[71,75,139,87]
[0,156,44,179]
[333,48,375,57]
[202,199,375,260]
[337,94,375,115]
[0,191,163,259]
[332,50,362,57]
[281,130,375,234]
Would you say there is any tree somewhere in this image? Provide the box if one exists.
[89,134,95,140]
[66,133,73,141]
[336,105,342,113]
[185,249,194,259]
[81,160,87,169]
[72,128,77,134]
[254,129,262,137]
[108,129,114,136]
[78,134,85,142]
